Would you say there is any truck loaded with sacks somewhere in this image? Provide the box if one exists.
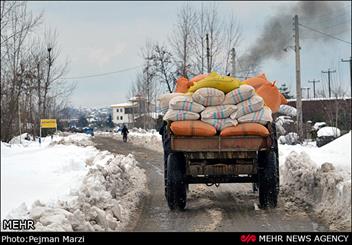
[158,72,291,211]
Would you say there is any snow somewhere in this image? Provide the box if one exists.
[111,102,136,108]
[96,128,163,153]
[1,133,146,231]
[279,132,351,172]
[317,126,341,137]
[278,132,299,145]
[128,128,162,152]
[313,122,327,130]
[279,131,351,230]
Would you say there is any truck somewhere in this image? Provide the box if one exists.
[161,122,279,210]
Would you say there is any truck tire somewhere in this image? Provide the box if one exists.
[258,150,278,208]
[166,153,187,210]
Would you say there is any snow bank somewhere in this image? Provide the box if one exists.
[280,131,351,231]
[313,122,326,130]
[52,133,95,147]
[279,132,351,174]
[1,133,146,231]
[128,129,162,152]
[96,128,162,152]
[317,126,341,137]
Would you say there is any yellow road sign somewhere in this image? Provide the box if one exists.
[40,119,57,128]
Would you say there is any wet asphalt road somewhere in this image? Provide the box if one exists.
[93,135,327,232]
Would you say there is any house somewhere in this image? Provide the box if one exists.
[111,94,162,129]
[111,102,138,128]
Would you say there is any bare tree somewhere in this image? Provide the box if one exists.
[169,3,197,78]
[205,2,222,72]
[149,43,176,93]
[316,74,349,130]
[192,3,207,74]
[0,1,43,141]
[222,13,241,75]
[1,2,74,141]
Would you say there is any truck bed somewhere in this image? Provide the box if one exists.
[171,135,271,152]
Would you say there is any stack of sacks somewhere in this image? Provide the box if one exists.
[161,94,220,137]
[223,84,272,125]
[163,95,204,121]
[159,72,284,137]
[192,88,238,131]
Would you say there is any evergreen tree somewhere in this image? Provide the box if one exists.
[279,83,294,99]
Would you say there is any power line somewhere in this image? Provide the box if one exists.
[62,65,142,80]
[322,18,351,30]
[299,23,351,45]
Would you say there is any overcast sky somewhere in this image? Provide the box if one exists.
[28,1,351,108]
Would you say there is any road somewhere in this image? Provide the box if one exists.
[93,135,327,232]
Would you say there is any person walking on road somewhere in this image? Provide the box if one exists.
[121,124,129,142]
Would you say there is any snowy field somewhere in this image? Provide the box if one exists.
[1,133,146,231]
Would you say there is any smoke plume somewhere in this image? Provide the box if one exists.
[238,1,350,75]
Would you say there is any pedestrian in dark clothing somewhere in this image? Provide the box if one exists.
[121,124,129,142]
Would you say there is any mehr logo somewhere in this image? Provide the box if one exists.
[240,234,257,243]
[1,219,35,231]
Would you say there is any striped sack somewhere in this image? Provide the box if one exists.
[223,84,255,105]
[279,104,297,117]
[169,95,205,113]
[237,106,273,125]
[158,92,184,114]
[192,87,225,106]
[201,118,238,131]
[201,105,237,119]
[230,95,264,119]
[163,109,200,121]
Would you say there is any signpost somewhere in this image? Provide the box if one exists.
[40,119,57,144]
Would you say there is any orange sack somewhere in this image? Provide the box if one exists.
[279,93,288,105]
[170,120,217,136]
[175,77,190,93]
[243,73,270,90]
[220,123,269,137]
[188,73,209,87]
[255,81,281,113]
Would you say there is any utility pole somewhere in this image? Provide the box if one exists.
[206,33,210,73]
[321,69,336,98]
[306,87,310,99]
[308,80,320,98]
[341,57,352,95]
[294,15,303,141]
[18,99,21,144]
[44,47,53,118]
[231,48,236,77]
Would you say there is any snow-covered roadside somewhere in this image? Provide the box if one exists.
[1,133,146,231]
[128,128,162,152]
[279,132,351,231]
[96,128,163,152]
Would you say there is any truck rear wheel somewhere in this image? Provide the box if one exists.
[258,150,278,208]
[166,153,187,210]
